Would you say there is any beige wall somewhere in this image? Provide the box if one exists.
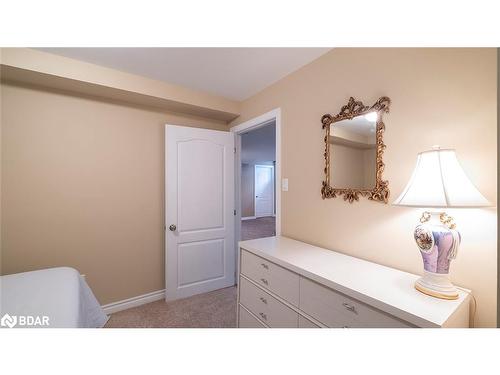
[497,47,499,328]
[231,48,497,327]
[0,82,226,305]
[363,148,376,188]
[330,144,375,189]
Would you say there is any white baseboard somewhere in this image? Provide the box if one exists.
[102,289,165,315]
[241,216,256,221]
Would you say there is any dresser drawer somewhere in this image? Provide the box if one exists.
[239,276,298,328]
[298,315,321,328]
[299,277,412,328]
[240,249,299,306]
[238,305,266,328]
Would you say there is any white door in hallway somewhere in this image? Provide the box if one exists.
[166,125,235,301]
[254,164,274,217]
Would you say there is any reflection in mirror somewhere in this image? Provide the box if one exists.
[329,112,377,190]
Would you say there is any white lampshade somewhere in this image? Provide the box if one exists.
[393,147,490,208]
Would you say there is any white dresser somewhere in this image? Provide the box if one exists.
[237,236,471,328]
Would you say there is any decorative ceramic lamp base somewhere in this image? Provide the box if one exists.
[413,211,461,301]
[414,271,458,300]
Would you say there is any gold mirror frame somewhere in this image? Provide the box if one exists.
[321,96,391,203]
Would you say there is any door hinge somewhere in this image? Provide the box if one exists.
[233,209,236,216]
[234,147,236,154]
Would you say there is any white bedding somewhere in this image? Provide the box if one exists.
[1,267,108,328]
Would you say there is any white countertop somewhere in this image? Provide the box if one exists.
[239,236,470,327]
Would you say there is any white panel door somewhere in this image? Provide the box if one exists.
[166,125,235,301]
[254,165,274,217]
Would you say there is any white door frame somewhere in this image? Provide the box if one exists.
[231,108,282,251]
[254,164,275,218]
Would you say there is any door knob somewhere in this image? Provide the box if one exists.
[169,224,177,231]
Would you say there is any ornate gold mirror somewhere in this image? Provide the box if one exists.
[321,96,391,203]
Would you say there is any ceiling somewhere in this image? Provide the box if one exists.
[36,48,331,101]
[335,115,377,137]
[241,122,276,163]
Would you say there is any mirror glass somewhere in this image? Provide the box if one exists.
[329,112,377,190]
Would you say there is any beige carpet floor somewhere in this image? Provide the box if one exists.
[105,286,237,328]
[241,216,276,241]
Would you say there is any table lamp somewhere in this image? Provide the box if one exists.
[393,146,489,299]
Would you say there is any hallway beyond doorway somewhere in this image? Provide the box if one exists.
[241,216,276,241]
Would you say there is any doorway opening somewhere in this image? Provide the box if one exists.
[240,127,276,240]
[232,108,281,245]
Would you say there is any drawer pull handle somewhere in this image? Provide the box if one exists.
[259,312,267,320]
[260,278,269,285]
[342,303,356,313]
[259,297,267,304]
[342,326,349,328]
[260,263,269,269]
